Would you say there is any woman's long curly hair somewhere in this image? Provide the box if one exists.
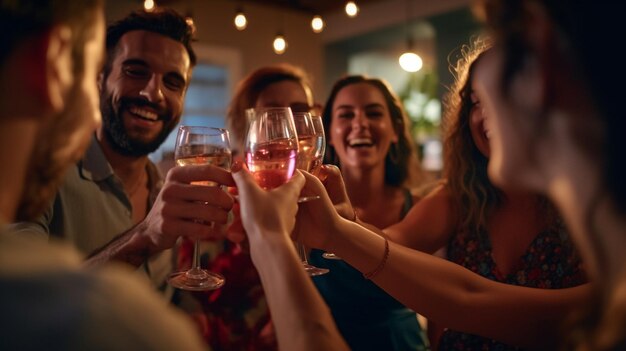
[443,39,502,233]
[444,38,560,234]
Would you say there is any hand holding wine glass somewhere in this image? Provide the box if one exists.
[244,107,329,276]
[167,126,232,291]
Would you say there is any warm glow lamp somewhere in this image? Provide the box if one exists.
[144,0,155,12]
[399,51,423,72]
[234,9,247,30]
[345,1,359,17]
[273,33,287,54]
[311,15,324,33]
[398,0,422,72]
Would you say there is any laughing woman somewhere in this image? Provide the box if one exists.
[308,75,428,351]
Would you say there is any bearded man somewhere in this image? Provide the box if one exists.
[13,8,234,296]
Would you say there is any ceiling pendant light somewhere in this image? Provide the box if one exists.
[234,7,247,30]
[399,51,423,72]
[398,0,422,72]
[143,0,155,12]
[345,1,359,17]
[273,32,287,55]
[311,15,324,33]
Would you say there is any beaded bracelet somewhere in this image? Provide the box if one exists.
[363,236,389,280]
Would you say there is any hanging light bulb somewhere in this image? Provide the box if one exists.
[144,0,155,12]
[311,15,324,33]
[345,1,359,17]
[273,33,287,54]
[399,0,422,73]
[399,51,423,72]
[234,8,247,30]
[399,36,423,72]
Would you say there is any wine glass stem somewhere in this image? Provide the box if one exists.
[185,239,207,280]
[297,242,309,264]
[193,238,201,269]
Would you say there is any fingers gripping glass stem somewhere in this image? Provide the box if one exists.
[167,126,230,291]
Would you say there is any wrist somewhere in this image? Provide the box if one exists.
[324,215,351,253]
[248,231,295,266]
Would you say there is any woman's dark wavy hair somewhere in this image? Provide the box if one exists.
[322,75,422,188]
[443,39,503,233]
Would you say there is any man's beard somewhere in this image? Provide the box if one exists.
[100,90,178,157]
[16,83,93,221]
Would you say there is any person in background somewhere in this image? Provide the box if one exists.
[227,63,314,153]
[308,75,428,350]
[12,8,235,302]
[0,1,208,349]
[382,40,587,349]
[177,63,314,350]
[474,0,626,349]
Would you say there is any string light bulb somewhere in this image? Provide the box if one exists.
[345,1,359,17]
[143,0,155,12]
[273,33,287,54]
[311,15,325,33]
[234,8,247,30]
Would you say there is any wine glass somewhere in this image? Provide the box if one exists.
[244,108,329,276]
[309,114,342,261]
[292,111,330,276]
[244,107,299,189]
[167,126,231,291]
[309,114,326,174]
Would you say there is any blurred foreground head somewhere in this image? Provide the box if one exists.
[0,0,104,221]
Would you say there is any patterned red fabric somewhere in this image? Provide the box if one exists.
[178,238,277,351]
[438,227,587,350]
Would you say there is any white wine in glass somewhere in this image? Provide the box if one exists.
[309,115,326,173]
[309,114,342,260]
[292,111,330,276]
[167,126,231,291]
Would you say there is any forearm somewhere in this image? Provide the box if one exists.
[250,235,349,351]
[328,218,591,349]
[84,222,152,268]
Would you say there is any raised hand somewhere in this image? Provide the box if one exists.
[141,163,235,253]
[231,161,304,250]
[314,164,355,221]
[292,171,348,251]
[85,163,235,269]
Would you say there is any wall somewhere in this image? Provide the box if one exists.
[105,0,326,100]
[105,0,476,103]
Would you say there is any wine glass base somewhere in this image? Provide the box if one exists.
[168,269,225,291]
[322,252,342,260]
[303,263,329,276]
